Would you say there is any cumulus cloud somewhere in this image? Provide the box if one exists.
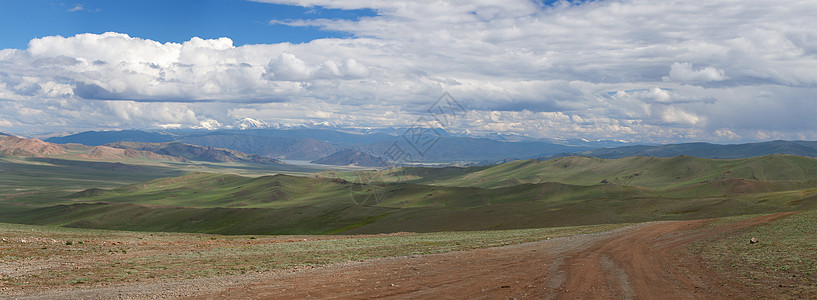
[664,62,728,83]
[660,107,702,125]
[2,0,817,143]
[264,52,313,81]
[263,52,370,81]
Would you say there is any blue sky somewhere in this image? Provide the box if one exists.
[0,0,374,49]
[1,0,816,143]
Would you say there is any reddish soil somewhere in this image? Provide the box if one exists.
[190,213,791,300]
[13,213,790,299]
[0,136,67,157]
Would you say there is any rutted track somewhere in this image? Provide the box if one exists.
[196,213,789,300]
[12,213,790,299]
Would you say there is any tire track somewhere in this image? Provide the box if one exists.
[12,213,791,299]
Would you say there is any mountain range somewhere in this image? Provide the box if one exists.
[5,127,817,234]
[44,129,593,163]
[541,140,817,160]
[311,149,385,167]
[106,141,283,165]
[0,135,283,165]
[38,129,817,166]
[0,135,184,162]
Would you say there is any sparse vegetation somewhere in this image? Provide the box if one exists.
[691,210,817,298]
[0,221,626,289]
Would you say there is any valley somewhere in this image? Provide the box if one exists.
[2,130,817,298]
[4,2,815,298]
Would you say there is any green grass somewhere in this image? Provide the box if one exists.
[357,155,817,189]
[0,156,186,206]
[4,165,816,235]
[0,155,353,207]
[692,210,817,298]
[5,154,817,235]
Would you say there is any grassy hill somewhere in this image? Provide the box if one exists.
[6,177,815,235]
[364,154,817,189]
[543,140,817,160]
[4,154,817,235]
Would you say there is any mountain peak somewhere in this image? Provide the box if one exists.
[0,135,68,157]
[311,149,386,167]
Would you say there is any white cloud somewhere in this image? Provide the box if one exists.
[660,106,701,125]
[263,52,370,81]
[67,4,84,12]
[264,52,314,81]
[664,62,728,83]
[3,0,817,143]
[714,128,740,140]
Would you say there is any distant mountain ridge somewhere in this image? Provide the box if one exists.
[0,135,67,157]
[46,130,178,145]
[45,129,593,162]
[106,141,283,165]
[175,133,341,160]
[0,135,183,162]
[541,140,817,160]
[311,149,385,167]
[43,129,817,163]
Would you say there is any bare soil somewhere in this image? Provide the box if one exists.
[6,213,790,299]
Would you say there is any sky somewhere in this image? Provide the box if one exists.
[1,0,816,143]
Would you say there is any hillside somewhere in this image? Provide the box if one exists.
[370,154,817,189]
[0,135,67,157]
[86,145,185,162]
[0,135,186,163]
[364,136,590,162]
[543,140,817,160]
[311,149,386,167]
[107,141,284,165]
[5,154,817,234]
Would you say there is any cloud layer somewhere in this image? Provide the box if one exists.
[2,0,817,143]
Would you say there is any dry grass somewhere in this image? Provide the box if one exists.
[691,210,817,298]
[0,222,627,291]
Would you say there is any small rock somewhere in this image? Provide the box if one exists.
[501,285,511,288]
[749,237,759,244]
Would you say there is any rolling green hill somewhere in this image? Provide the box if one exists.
[4,154,817,235]
[542,140,817,160]
[366,154,817,189]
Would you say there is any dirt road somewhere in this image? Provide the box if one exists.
[194,213,788,300]
[13,213,790,299]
